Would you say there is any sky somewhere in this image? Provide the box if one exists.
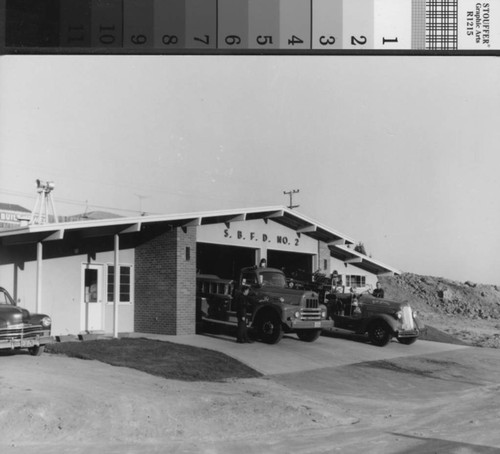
[0,55,499,285]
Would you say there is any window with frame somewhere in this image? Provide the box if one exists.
[345,275,366,288]
[107,265,133,303]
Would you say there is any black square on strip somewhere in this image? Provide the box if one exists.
[6,0,60,47]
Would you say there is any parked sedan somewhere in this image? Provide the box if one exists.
[0,287,53,355]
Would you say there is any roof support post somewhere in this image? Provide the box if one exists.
[36,241,42,313]
[113,234,120,338]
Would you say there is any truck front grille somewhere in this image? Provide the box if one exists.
[0,324,44,340]
[401,306,415,331]
[300,308,322,321]
[305,298,319,309]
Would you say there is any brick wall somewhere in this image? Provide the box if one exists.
[175,227,197,335]
[135,226,196,335]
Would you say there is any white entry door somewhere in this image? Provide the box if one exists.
[81,264,105,332]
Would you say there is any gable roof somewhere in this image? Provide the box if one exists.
[0,205,399,275]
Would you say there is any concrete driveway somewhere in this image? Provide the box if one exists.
[129,331,468,375]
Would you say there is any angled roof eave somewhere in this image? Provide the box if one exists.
[331,244,400,276]
[0,205,357,245]
[0,205,399,275]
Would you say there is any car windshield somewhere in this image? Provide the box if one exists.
[0,289,14,305]
[260,271,286,288]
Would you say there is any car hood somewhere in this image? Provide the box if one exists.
[0,305,31,325]
[358,294,410,310]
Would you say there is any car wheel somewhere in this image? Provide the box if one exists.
[397,336,418,345]
[258,313,283,344]
[28,345,45,356]
[368,321,392,347]
[296,329,322,342]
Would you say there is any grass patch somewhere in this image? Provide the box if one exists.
[46,338,262,382]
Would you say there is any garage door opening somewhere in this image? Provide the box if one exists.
[197,243,256,280]
[267,250,313,281]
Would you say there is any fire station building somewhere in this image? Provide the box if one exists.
[0,206,399,337]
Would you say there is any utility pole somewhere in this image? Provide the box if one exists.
[283,189,300,209]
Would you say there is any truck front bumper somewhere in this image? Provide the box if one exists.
[396,330,420,338]
[290,319,333,330]
[0,335,53,350]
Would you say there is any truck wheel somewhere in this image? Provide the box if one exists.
[368,321,392,347]
[28,345,45,356]
[258,314,283,344]
[397,336,418,345]
[296,329,321,342]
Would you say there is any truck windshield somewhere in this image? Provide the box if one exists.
[260,271,286,288]
[0,289,14,305]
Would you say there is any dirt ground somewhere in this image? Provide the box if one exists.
[3,269,500,454]
[2,315,500,454]
[380,272,500,349]
[419,310,500,349]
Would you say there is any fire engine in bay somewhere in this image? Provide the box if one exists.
[196,266,332,344]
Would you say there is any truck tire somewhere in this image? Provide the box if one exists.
[257,313,283,344]
[28,345,45,356]
[296,329,321,342]
[368,321,392,347]
[397,336,418,345]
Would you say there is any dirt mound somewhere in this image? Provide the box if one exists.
[378,273,500,348]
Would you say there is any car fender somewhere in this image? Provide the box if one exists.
[28,313,51,326]
[359,313,399,334]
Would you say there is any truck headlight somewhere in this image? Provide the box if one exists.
[294,311,300,319]
[41,316,52,327]
[413,310,418,319]
[395,311,402,320]
[321,310,327,318]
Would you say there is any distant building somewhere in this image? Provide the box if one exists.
[0,203,31,229]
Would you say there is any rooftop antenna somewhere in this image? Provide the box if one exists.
[30,179,58,224]
[283,189,300,209]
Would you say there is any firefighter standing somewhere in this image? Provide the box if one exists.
[235,285,254,343]
[372,282,385,298]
